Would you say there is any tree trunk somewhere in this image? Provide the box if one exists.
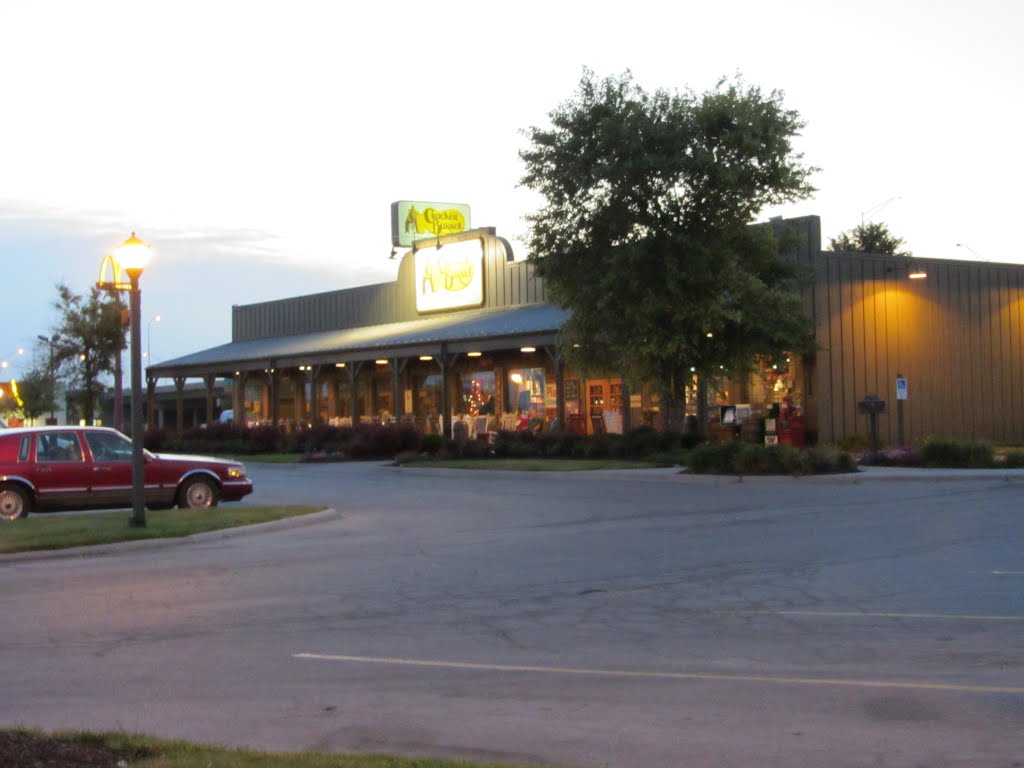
[695,373,709,439]
[660,372,687,432]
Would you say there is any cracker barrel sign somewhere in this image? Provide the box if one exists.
[414,237,484,313]
[391,201,471,248]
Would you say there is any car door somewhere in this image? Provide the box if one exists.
[82,430,134,509]
[31,431,93,509]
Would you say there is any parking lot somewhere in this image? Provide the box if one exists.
[2,463,1022,767]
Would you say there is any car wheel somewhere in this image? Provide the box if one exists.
[0,485,30,521]
[177,477,219,509]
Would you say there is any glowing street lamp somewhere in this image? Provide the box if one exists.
[114,232,152,528]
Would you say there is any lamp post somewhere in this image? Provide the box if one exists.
[36,334,60,423]
[115,233,152,528]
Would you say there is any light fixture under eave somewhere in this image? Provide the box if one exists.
[418,355,433,361]
[375,359,389,365]
[467,351,482,358]
[520,346,536,353]
[908,267,928,279]
[335,362,346,368]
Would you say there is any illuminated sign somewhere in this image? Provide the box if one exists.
[414,238,484,313]
[391,201,471,248]
[96,253,130,292]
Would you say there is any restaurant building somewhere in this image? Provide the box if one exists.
[148,214,1024,446]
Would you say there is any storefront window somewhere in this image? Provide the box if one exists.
[459,371,495,416]
[244,379,263,422]
[507,368,545,416]
[415,373,442,419]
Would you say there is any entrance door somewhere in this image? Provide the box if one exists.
[587,380,606,434]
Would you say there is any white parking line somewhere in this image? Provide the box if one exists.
[293,653,1024,695]
[740,610,1024,622]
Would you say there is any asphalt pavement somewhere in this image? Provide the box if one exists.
[1,462,1022,767]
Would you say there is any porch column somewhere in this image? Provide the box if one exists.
[545,345,565,430]
[435,344,455,437]
[391,357,409,420]
[268,368,279,426]
[233,373,247,427]
[292,369,306,426]
[203,374,217,426]
[620,373,631,433]
[173,376,187,433]
[347,361,364,424]
[308,365,323,425]
[146,375,157,429]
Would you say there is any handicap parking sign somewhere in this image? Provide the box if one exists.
[896,376,908,400]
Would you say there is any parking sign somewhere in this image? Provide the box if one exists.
[896,375,908,401]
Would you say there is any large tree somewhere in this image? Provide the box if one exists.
[828,221,911,257]
[50,283,127,425]
[520,71,817,429]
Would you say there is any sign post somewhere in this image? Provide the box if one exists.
[895,374,908,446]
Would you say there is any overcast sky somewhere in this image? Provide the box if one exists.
[1,0,1020,375]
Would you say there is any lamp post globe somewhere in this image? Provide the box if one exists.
[115,232,152,528]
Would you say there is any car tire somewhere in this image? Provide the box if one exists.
[0,485,31,521]
[177,477,219,509]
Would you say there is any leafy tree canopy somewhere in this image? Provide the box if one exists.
[50,283,127,423]
[519,70,818,423]
[828,221,911,257]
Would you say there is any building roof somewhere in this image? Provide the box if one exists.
[149,303,569,378]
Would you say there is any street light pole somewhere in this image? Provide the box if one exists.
[115,233,152,528]
[36,334,59,422]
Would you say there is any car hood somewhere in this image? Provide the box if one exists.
[151,452,244,467]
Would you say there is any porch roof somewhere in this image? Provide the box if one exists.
[148,303,569,379]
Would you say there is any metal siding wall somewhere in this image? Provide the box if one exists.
[819,252,1024,444]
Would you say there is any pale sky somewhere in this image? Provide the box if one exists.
[1,0,1021,375]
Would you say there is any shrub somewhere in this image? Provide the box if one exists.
[420,434,443,455]
[920,438,994,468]
[687,441,855,475]
[687,441,743,474]
[1001,450,1024,468]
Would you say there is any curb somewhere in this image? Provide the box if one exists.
[0,507,340,564]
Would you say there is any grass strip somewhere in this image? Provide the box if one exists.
[0,506,322,554]
[0,728,558,768]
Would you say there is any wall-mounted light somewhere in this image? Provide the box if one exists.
[467,351,482,357]
[375,359,389,365]
[335,362,346,368]
[418,355,433,361]
[520,346,536,353]
[887,263,927,280]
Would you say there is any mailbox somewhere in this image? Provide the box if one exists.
[857,395,886,415]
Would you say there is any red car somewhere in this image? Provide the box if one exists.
[0,426,253,521]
